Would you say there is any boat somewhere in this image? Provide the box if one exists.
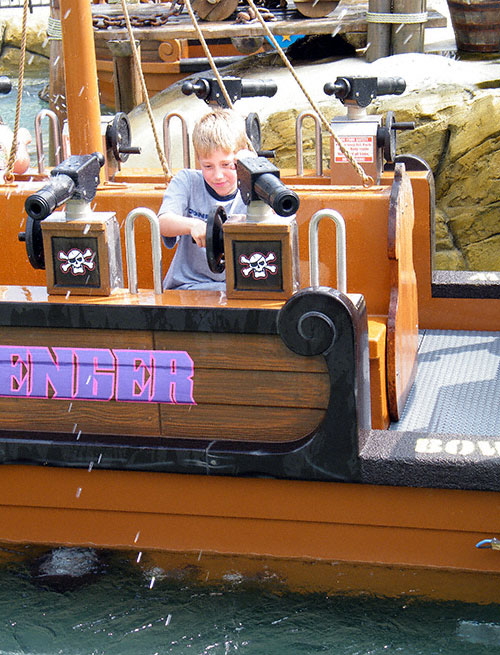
[0,0,500,606]
[89,0,447,110]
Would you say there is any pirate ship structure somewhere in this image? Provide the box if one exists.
[0,0,499,604]
[90,0,447,110]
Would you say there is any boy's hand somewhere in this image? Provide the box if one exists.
[190,219,207,248]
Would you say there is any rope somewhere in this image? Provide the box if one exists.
[120,0,172,179]
[47,16,62,41]
[183,0,234,110]
[245,0,374,187]
[4,0,29,183]
[366,11,428,24]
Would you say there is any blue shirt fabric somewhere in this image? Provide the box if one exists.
[159,169,247,290]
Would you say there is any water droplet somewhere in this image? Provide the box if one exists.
[136,551,142,563]
[83,224,90,235]
[134,531,140,543]
[76,487,82,498]
[67,402,72,412]
[149,576,155,589]
[63,9,71,18]
[88,461,94,472]
[165,614,172,626]
[76,430,82,440]
[65,290,71,299]
[97,453,103,464]
[72,423,78,433]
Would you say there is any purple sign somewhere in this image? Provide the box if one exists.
[0,346,195,404]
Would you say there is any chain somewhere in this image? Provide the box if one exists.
[235,5,276,23]
[93,1,184,30]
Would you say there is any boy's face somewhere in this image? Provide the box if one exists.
[198,149,237,197]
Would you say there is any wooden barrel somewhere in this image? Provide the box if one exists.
[448,0,500,52]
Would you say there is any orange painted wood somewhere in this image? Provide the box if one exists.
[386,165,419,421]
[0,465,499,579]
[367,317,389,429]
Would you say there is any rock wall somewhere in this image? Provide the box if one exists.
[0,11,49,73]
[257,54,500,272]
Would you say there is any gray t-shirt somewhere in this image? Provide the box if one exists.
[159,169,247,290]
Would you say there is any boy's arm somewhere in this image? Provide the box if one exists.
[158,210,207,248]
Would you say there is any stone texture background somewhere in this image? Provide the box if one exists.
[258,58,500,272]
[0,11,49,71]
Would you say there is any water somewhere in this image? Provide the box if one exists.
[0,75,48,153]
[0,549,498,654]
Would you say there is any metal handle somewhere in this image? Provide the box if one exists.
[34,109,63,175]
[163,112,190,170]
[309,209,347,294]
[295,111,323,177]
[125,207,163,295]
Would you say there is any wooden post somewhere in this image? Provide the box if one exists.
[366,0,392,62]
[48,0,66,163]
[59,0,102,157]
[107,40,143,114]
[392,0,427,54]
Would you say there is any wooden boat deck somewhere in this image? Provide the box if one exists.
[92,0,447,42]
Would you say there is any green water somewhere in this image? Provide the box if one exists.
[0,551,499,655]
[0,77,48,137]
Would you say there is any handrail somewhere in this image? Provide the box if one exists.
[309,209,347,294]
[295,111,323,177]
[125,207,163,295]
[163,112,190,170]
[34,109,63,175]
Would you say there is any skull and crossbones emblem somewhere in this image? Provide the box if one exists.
[58,248,95,276]
[239,251,278,280]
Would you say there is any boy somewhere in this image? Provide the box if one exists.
[158,108,252,290]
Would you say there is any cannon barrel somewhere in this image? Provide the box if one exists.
[254,173,299,217]
[25,174,76,221]
[237,156,299,217]
[24,152,104,221]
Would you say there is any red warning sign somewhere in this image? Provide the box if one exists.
[334,136,374,163]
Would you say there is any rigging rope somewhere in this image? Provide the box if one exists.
[244,0,374,187]
[183,0,234,110]
[120,0,173,180]
[4,0,29,183]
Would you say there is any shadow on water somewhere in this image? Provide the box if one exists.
[0,549,498,654]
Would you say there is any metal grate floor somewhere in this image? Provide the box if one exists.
[390,330,500,437]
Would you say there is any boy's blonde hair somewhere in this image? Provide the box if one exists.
[192,109,251,158]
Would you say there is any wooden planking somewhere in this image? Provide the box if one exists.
[0,397,160,436]
[160,402,325,441]
[154,332,327,373]
[192,368,329,409]
[156,331,328,441]
[0,326,161,436]
[0,326,154,349]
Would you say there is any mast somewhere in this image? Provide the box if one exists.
[59,0,102,156]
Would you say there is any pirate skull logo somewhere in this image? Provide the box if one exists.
[239,251,277,279]
[58,248,95,276]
